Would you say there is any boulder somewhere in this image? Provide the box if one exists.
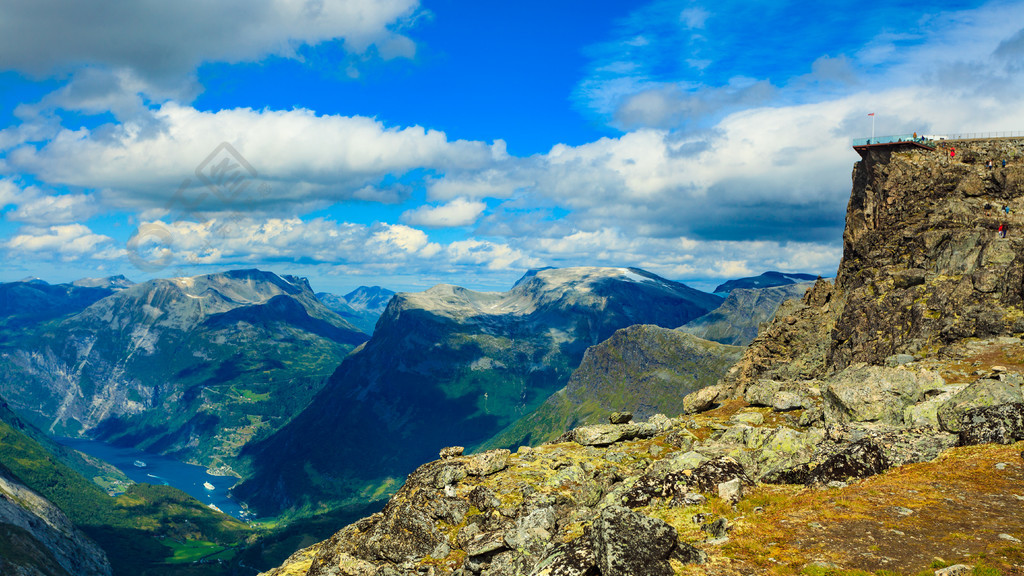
[592,506,679,576]
[503,506,557,556]
[824,364,945,426]
[529,536,596,576]
[683,385,724,414]
[565,424,642,446]
[764,438,890,486]
[773,391,806,411]
[744,380,783,407]
[937,378,1023,432]
[609,411,633,424]
[439,446,465,458]
[958,403,1024,445]
[717,478,743,504]
[689,456,751,493]
[465,449,511,476]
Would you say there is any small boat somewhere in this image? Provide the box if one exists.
[133,460,147,468]
[203,482,215,491]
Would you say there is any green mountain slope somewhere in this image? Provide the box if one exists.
[482,325,745,448]
[0,410,251,576]
[234,267,723,514]
[678,282,814,346]
[0,269,367,474]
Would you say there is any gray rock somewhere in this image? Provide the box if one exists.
[700,517,729,539]
[938,378,1023,432]
[592,506,678,576]
[469,486,501,511]
[681,492,707,506]
[773,391,806,411]
[730,411,765,425]
[465,531,507,557]
[528,537,595,576]
[433,463,468,489]
[503,506,556,554]
[683,385,724,414]
[717,478,743,504]
[884,354,916,367]
[744,380,783,407]
[935,565,971,576]
[465,449,511,476]
[957,403,1024,445]
[999,533,1022,543]
[609,411,633,424]
[566,424,643,446]
[439,446,465,458]
[689,456,750,493]
[824,364,946,426]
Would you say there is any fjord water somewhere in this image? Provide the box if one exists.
[55,436,248,520]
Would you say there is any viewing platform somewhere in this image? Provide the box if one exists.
[852,134,937,154]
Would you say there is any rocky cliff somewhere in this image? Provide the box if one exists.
[260,138,1024,576]
[0,465,112,576]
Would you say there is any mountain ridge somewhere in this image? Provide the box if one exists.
[235,266,723,514]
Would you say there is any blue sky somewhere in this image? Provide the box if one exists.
[1,0,1022,294]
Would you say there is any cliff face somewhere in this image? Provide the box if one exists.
[830,139,1024,368]
[715,138,1024,395]
[0,466,112,576]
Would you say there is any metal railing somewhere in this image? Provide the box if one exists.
[928,131,1024,141]
[854,131,1024,146]
[852,134,933,146]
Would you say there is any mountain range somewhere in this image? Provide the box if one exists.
[234,267,728,514]
[315,286,396,335]
[0,269,368,474]
[0,263,818,574]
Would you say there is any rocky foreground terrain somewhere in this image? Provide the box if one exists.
[261,138,1024,576]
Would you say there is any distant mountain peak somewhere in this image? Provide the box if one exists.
[713,271,820,295]
[71,275,134,290]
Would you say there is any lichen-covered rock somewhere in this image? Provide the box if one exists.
[824,364,945,425]
[562,424,643,446]
[609,412,633,424]
[465,449,511,476]
[689,456,751,493]
[683,384,725,414]
[503,506,556,555]
[592,506,679,576]
[530,536,597,576]
[620,471,689,508]
[957,402,1024,445]
[766,438,890,486]
[439,446,465,459]
[937,378,1024,432]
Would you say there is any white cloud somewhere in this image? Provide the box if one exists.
[0,0,421,84]
[4,224,121,261]
[402,198,486,228]
[7,104,496,214]
[0,179,98,225]
[446,239,540,271]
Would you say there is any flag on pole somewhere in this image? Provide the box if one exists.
[868,113,875,116]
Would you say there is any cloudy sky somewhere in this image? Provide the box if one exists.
[1,0,1023,294]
